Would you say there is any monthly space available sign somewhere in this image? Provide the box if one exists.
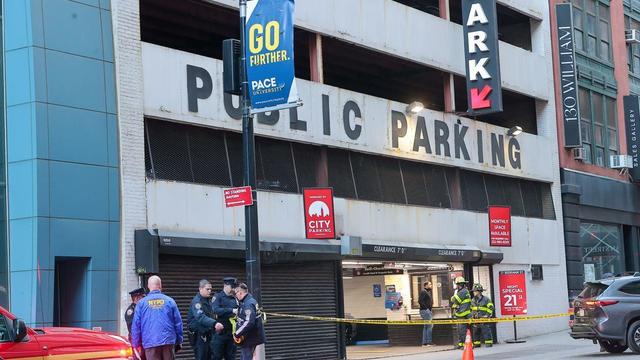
[245,0,300,113]
[462,0,502,115]
[303,188,335,239]
[488,206,511,247]
[499,270,527,315]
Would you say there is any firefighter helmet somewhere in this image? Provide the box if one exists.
[454,276,467,285]
[472,283,484,292]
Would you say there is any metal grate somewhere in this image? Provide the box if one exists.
[424,165,451,208]
[225,132,244,187]
[188,127,231,186]
[484,174,507,206]
[256,138,298,193]
[146,119,193,182]
[327,148,357,199]
[400,161,430,206]
[521,180,543,218]
[292,142,321,190]
[377,157,406,204]
[502,177,525,216]
[350,152,382,202]
[460,170,488,211]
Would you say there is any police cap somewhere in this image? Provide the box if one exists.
[129,287,146,297]
[223,277,237,287]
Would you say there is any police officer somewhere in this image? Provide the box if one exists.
[212,277,239,360]
[450,276,472,349]
[471,283,494,348]
[125,288,146,339]
[187,279,224,360]
[233,283,266,360]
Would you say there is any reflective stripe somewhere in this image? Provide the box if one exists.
[454,294,462,303]
[485,340,494,344]
[473,341,481,345]
[455,310,471,317]
[461,298,471,304]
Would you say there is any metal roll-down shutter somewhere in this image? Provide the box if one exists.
[159,254,341,360]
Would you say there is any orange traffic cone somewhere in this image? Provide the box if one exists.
[462,328,475,360]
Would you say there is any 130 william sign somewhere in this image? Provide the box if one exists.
[462,0,502,115]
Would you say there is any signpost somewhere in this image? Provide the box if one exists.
[224,186,254,208]
[489,206,511,247]
[556,3,582,148]
[499,270,527,343]
[303,188,336,239]
[462,0,503,115]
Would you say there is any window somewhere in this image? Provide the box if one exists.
[580,223,624,282]
[578,88,618,166]
[625,16,640,75]
[620,281,640,295]
[573,0,612,61]
[0,314,9,342]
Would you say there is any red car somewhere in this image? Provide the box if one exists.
[0,306,133,360]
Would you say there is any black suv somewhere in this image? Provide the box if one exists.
[570,274,640,353]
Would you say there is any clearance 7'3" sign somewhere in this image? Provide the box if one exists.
[245,0,301,114]
[462,0,503,115]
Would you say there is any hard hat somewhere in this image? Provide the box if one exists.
[454,276,467,285]
[472,283,484,292]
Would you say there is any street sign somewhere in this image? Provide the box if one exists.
[556,3,582,148]
[489,206,511,247]
[352,266,404,277]
[462,0,502,115]
[224,186,254,207]
[624,95,640,181]
[303,188,336,239]
[499,270,527,315]
[245,0,301,113]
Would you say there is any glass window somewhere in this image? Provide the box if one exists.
[619,281,640,295]
[577,89,618,166]
[573,1,611,61]
[0,314,9,342]
[580,223,624,281]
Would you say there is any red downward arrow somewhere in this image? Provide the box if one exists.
[470,85,493,110]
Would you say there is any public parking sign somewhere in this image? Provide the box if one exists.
[499,270,527,315]
[303,188,335,239]
[224,186,253,208]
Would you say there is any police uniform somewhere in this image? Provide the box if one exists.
[234,293,266,360]
[450,281,472,349]
[125,288,146,337]
[212,278,239,360]
[187,292,218,360]
[471,284,494,347]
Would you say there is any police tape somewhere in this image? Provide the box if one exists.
[264,312,571,326]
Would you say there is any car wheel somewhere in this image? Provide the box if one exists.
[628,320,640,353]
[600,340,628,354]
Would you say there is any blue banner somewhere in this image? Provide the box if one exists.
[245,0,300,113]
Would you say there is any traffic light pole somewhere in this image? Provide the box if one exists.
[239,0,262,304]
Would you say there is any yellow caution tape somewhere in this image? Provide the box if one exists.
[265,312,571,326]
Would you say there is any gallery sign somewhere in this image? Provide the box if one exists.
[303,188,335,239]
[556,3,582,148]
[245,0,301,113]
[488,206,511,247]
[624,95,640,181]
[462,0,502,114]
[499,270,527,315]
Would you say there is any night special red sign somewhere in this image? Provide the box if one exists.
[499,270,527,316]
[489,206,511,247]
[303,188,335,239]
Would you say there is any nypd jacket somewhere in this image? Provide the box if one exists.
[471,295,494,318]
[212,291,238,334]
[234,294,266,348]
[187,293,217,335]
[131,290,184,349]
[450,288,472,318]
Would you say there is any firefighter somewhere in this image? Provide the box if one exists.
[471,283,494,348]
[450,276,472,349]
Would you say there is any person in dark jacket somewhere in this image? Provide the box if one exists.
[471,283,494,348]
[187,279,224,360]
[418,281,434,346]
[212,277,239,360]
[125,287,147,360]
[450,276,472,350]
[131,276,184,360]
[233,283,266,360]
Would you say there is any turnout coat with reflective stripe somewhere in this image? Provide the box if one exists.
[450,288,472,318]
[471,295,494,318]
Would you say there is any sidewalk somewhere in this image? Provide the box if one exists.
[347,344,452,360]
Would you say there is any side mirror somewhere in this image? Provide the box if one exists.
[13,319,27,342]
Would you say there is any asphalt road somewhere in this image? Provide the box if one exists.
[381,332,639,359]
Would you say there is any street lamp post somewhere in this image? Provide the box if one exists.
[239,0,262,304]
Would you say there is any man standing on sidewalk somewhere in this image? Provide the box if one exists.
[131,275,184,360]
[419,281,434,346]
